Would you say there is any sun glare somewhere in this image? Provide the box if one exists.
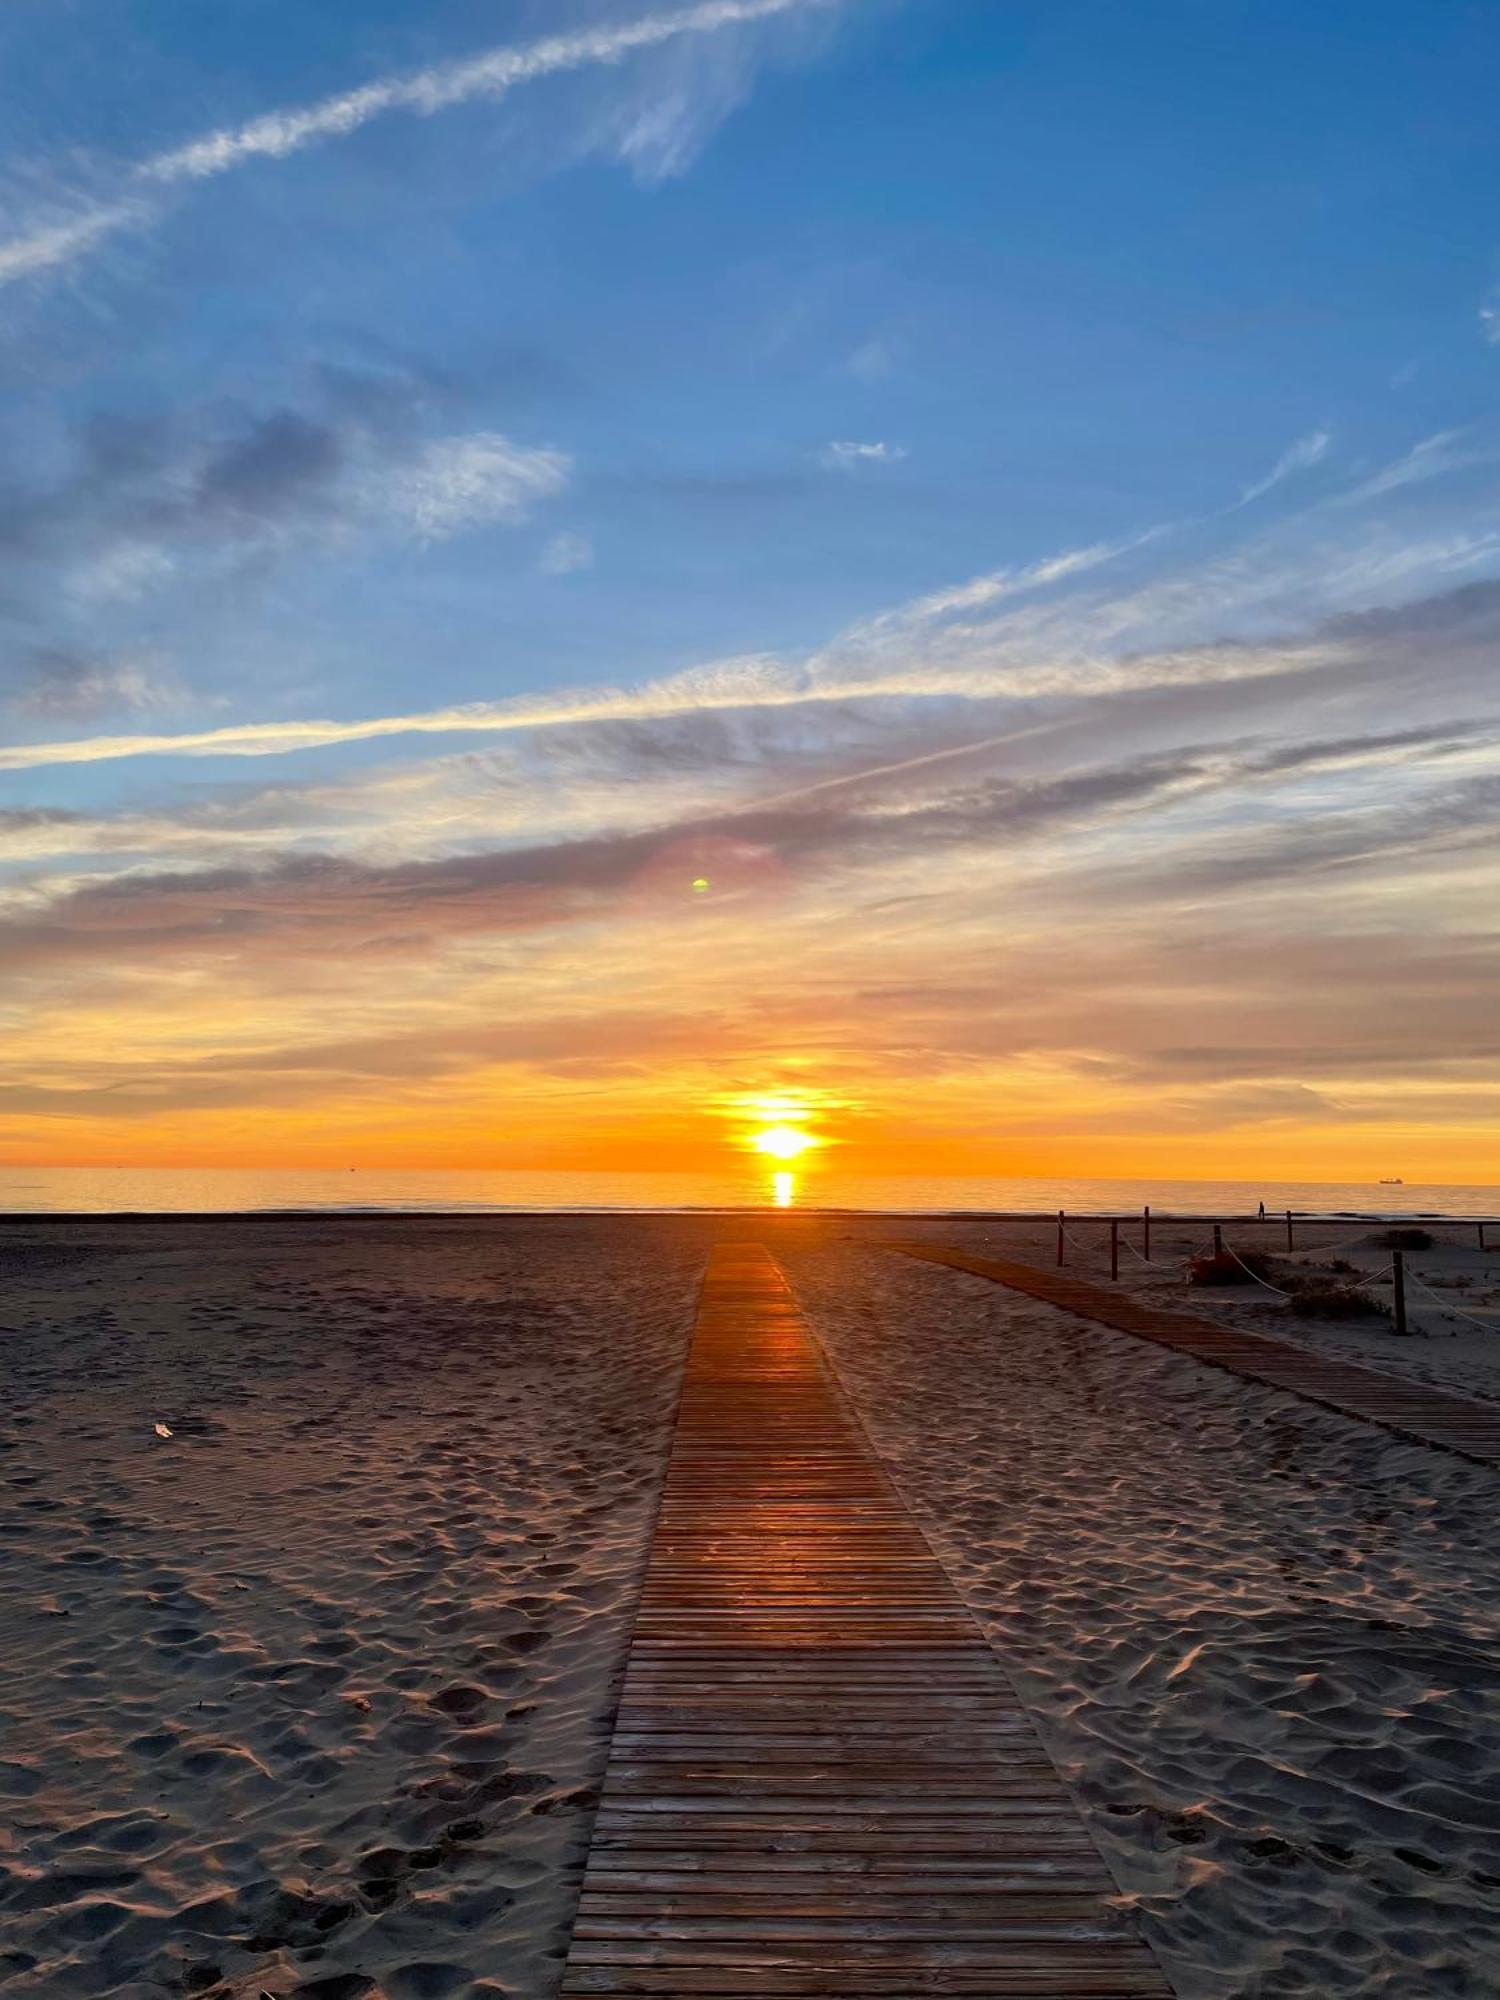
[751,1124,814,1160]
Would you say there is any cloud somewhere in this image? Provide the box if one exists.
[541,529,595,575]
[818,439,906,470]
[388,434,570,539]
[598,9,795,186]
[0,0,840,287]
[7,683,1500,1138]
[0,1006,727,1119]
[839,531,1161,642]
[4,650,180,721]
[0,370,570,625]
[845,338,894,383]
[1482,289,1500,346]
[1238,427,1330,506]
[0,200,150,286]
[8,495,1500,777]
[8,719,1490,976]
[1334,428,1479,506]
[1127,770,1500,898]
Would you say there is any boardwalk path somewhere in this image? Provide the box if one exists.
[892,1244,1500,1468]
[560,1241,1170,1997]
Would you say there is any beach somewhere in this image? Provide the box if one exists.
[0,1218,699,2000]
[903,1212,1500,1404]
[4,1213,1500,1997]
[783,1220,1500,1997]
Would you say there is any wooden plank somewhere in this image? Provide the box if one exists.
[558,1243,1170,1999]
[890,1243,1500,1466]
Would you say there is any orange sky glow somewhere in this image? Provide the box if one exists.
[3,857,1496,1187]
[3,4,1500,1200]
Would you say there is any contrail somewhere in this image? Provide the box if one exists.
[0,675,811,773]
[0,0,836,283]
[0,644,1322,776]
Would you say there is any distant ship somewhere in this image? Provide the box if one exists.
[1379,1177,1403,1185]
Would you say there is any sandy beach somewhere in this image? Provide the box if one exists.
[4,1212,1500,1997]
[907,1212,1500,1405]
[0,1218,699,2000]
[783,1217,1500,1998]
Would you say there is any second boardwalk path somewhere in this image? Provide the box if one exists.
[560,1241,1170,1997]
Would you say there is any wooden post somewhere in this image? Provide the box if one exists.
[1143,1204,1151,1261]
[1392,1250,1408,1336]
[1110,1218,1119,1282]
[1056,1211,1065,1267]
[1212,1224,1223,1258]
[1286,1209,1294,1252]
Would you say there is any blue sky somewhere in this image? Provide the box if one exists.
[2,0,1499,1175]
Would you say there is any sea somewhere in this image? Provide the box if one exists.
[1,1166,1497,1218]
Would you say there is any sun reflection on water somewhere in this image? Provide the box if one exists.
[772,1171,795,1208]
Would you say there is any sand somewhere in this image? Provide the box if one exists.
[5,1210,1500,1999]
[780,1224,1500,1998]
[0,1217,699,2000]
[922,1213,1500,1404]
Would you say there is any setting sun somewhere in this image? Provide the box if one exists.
[751,1125,815,1161]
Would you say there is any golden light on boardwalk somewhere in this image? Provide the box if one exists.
[558,1242,1171,1998]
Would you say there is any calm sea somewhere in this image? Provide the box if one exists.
[1,1166,1496,1217]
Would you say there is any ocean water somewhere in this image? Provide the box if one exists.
[1,1165,1496,1217]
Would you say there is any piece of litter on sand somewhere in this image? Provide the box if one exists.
[153,1422,173,1438]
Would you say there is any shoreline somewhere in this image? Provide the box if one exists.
[5,1203,1499,1223]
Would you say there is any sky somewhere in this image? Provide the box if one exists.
[2,0,1499,1186]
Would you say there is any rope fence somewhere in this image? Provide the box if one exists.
[1035,1209,1500,1339]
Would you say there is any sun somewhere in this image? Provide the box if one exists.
[750,1124,814,1161]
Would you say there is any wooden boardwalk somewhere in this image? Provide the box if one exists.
[892,1244,1500,1468]
[560,1242,1170,1998]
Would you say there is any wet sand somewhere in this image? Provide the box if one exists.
[4,1212,1500,1998]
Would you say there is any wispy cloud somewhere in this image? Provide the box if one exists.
[7,417,1500,794]
[1335,427,1479,506]
[7,722,1496,974]
[0,200,151,285]
[0,0,839,287]
[818,439,906,469]
[4,651,180,722]
[10,485,1500,775]
[541,530,595,575]
[845,338,894,382]
[1238,427,1330,506]
[840,531,1162,643]
[390,434,570,540]
[0,374,571,630]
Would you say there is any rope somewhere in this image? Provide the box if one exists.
[1218,1241,1295,1298]
[1056,1224,1227,1275]
[1224,1233,1401,1305]
[1056,1221,1199,1273]
[1403,1267,1500,1335]
[1060,1222,1105,1261]
[1283,1228,1385,1259]
[1042,1222,1497,1341]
